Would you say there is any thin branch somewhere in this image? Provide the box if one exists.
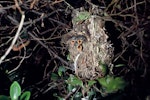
[8,37,27,74]
[0,13,25,64]
[28,32,73,70]
[74,54,81,74]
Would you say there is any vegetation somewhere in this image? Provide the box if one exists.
[0,0,150,100]
[0,81,30,100]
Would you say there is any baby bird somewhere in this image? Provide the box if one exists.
[67,35,87,52]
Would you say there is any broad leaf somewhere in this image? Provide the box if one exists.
[88,89,96,100]
[78,12,90,20]
[73,11,90,23]
[67,84,74,92]
[53,93,64,100]
[10,81,21,100]
[20,91,31,100]
[58,66,66,77]
[97,75,126,93]
[74,92,82,99]
[88,80,96,87]
[51,73,59,81]
[66,75,83,87]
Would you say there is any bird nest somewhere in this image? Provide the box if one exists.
[62,8,114,80]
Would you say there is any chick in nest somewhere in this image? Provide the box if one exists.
[62,9,114,80]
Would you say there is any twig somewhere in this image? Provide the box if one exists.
[30,0,39,9]
[12,40,30,51]
[14,0,22,14]
[109,1,145,16]
[8,37,27,74]
[65,86,80,100]
[74,54,80,74]
[51,0,64,5]
[0,13,25,64]
[28,32,73,70]
[85,0,98,8]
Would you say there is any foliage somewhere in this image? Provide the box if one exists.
[0,0,149,100]
[66,75,83,87]
[20,92,31,100]
[53,93,64,100]
[0,81,31,100]
[87,80,96,87]
[72,11,90,23]
[58,66,66,77]
[10,81,21,100]
[51,73,59,81]
[97,75,127,93]
[98,63,107,75]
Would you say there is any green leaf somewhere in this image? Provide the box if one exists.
[0,95,10,100]
[88,90,95,100]
[73,11,90,23]
[74,92,82,99]
[51,73,59,81]
[98,63,107,75]
[78,12,90,20]
[53,93,64,100]
[20,91,31,100]
[67,84,74,92]
[10,81,21,100]
[58,66,66,77]
[88,80,96,87]
[66,75,83,87]
[97,75,126,93]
